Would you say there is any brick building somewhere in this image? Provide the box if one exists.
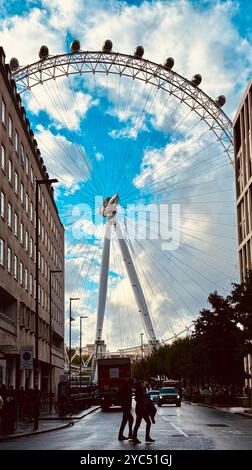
[0,47,64,398]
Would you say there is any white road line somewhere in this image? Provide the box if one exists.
[169,422,189,437]
[159,415,189,437]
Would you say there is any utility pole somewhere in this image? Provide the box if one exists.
[69,297,80,397]
[79,316,88,390]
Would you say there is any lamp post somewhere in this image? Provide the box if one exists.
[79,316,88,390]
[69,297,80,396]
[34,178,58,430]
[140,333,144,380]
[49,269,62,412]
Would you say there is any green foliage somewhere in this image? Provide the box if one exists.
[132,274,252,385]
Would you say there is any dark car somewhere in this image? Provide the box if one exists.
[147,390,160,403]
[158,387,181,407]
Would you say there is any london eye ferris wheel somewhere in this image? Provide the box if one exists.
[10,38,238,353]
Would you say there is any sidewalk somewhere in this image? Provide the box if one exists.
[0,405,100,442]
[185,400,252,417]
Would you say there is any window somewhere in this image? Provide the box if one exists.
[7,247,12,273]
[30,237,33,258]
[8,159,12,183]
[42,193,45,211]
[1,144,5,170]
[1,98,6,125]
[30,201,33,222]
[25,230,29,252]
[8,202,12,228]
[25,268,28,290]
[14,171,18,194]
[0,238,4,266]
[30,274,33,295]
[14,212,18,237]
[14,255,17,280]
[25,155,29,175]
[20,221,24,245]
[8,115,13,140]
[20,144,25,165]
[0,191,5,219]
[30,166,34,185]
[15,131,19,154]
[20,182,24,205]
[20,261,23,285]
[25,192,29,213]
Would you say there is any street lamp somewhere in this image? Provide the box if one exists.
[140,333,144,380]
[49,269,62,412]
[69,297,80,396]
[79,316,88,390]
[34,178,58,430]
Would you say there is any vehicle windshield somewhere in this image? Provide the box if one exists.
[148,390,159,395]
[160,387,177,394]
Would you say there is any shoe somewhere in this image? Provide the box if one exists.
[145,437,155,442]
[128,434,133,440]
[118,435,128,441]
[132,437,141,444]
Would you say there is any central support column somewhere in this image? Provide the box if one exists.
[95,220,112,358]
[115,222,158,347]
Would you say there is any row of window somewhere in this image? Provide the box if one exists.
[1,101,34,181]
[0,236,62,299]
[0,184,62,268]
[0,131,62,250]
[0,238,63,323]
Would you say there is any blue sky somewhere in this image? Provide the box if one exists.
[0,0,250,350]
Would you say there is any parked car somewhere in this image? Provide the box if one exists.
[158,387,181,407]
[147,390,160,403]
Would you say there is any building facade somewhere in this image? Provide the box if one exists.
[233,77,252,388]
[0,47,64,399]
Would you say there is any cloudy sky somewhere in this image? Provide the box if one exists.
[0,0,250,351]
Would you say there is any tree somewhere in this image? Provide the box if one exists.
[229,271,252,353]
[193,291,244,385]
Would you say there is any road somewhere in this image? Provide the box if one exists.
[1,403,252,450]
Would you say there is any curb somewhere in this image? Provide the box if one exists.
[0,406,101,442]
[39,405,100,421]
[0,422,71,442]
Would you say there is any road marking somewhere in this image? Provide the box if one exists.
[159,416,189,437]
[169,422,189,437]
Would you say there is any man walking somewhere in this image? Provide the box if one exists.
[118,379,134,440]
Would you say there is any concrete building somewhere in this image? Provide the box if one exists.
[0,47,64,398]
[233,77,252,389]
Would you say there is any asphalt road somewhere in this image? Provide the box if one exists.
[1,403,252,450]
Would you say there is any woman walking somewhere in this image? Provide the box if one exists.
[132,381,155,444]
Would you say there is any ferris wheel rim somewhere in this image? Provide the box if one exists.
[12,49,233,163]
[11,48,236,350]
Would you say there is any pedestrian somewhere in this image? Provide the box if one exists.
[132,381,155,444]
[118,379,134,441]
[1,387,16,434]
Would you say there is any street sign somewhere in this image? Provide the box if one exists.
[20,347,33,370]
